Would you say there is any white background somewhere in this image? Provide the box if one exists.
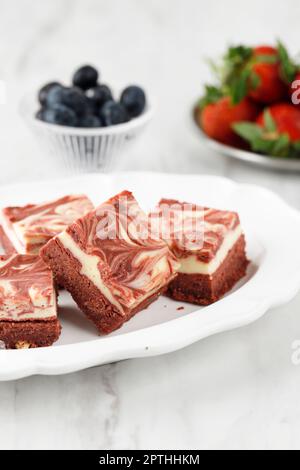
[1,0,300,450]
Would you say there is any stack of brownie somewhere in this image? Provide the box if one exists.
[0,190,248,349]
[0,194,94,349]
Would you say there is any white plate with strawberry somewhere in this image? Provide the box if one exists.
[195,41,300,171]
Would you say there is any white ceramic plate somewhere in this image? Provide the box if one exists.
[1,172,300,381]
[194,119,300,172]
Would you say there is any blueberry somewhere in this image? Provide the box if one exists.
[72,65,98,91]
[43,84,63,107]
[85,98,98,115]
[46,86,89,116]
[100,101,129,126]
[38,82,62,106]
[86,85,113,108]
[120,85,146,118]
[41,103,77,127]
[79,115,102,128]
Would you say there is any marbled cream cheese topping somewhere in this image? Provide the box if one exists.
[153,199,244,275]
[179,225,242,275]
[0,255,56,321]
[1,195,94,255]
[58,191,180,315]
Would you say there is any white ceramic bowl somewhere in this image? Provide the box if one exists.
[20,91,154,173]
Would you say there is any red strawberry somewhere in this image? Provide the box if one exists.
[256,104,300,141]
[199,94,260,146]
[233,104,300,157]
[220,42,297,105]
[254,46,278,56]
[249,46,287,103]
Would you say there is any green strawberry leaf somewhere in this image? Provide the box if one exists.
[271,134,290,157]
[251,138,276,154]
[199,86,224,109]
[217,45,253,103]
[250,135,290,157]
[293,141,300,151]
[233,122,263,141]
[209,45,253,86]
[225,46,253,66]
[249,71,261,90]
[277,41,298,83]
[234,120,291,157]
[263,110,277,133]
[229,68,251,104]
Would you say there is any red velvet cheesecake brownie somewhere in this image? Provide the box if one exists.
[41,191,179,334]
[0,254,61,349]
[151,199,248,306]
[0,194,94,255]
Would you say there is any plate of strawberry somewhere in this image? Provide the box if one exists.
[195,42,300,171]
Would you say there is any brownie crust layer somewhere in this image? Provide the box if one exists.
[0,319,61,349]
[167,235,248,306]
[42,238,167,334]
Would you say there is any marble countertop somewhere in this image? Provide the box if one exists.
[1,0,300,450]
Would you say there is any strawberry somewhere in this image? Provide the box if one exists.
[256,104,300,141]
[249,46,287,103]
[254,46,278,56]
[198,88,260,146]
[233,104,300,157]
[218,42,298,105]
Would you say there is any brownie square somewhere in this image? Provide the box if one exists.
[151,199,248,305]
[0,194,94,255]
[41,191,179,334]
[0,254,61,349]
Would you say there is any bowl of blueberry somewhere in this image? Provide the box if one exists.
[20,65,153,172]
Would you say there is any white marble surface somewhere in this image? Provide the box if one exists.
[1,0,300,450]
